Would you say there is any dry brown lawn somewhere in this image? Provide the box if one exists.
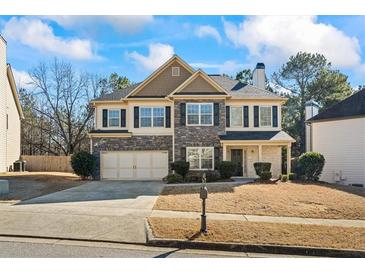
[154,182,365,219]
[148,217,365,250]
[0,172,85,202]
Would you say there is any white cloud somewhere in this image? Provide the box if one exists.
[42,16,154,34]
[195,25,222,43]
[128,43,174,71]
[12,68,33,90]
[2,17,95,60]
[223,16,363,69]
[191,60,247,75]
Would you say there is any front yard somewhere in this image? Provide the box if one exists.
[148,217,365,250]
[154,182,365,219]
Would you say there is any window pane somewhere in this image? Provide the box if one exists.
[153,107,164,117]
[141,107,151,117]
[187,104,199,114]
[201,159,213,169]
[200,104,212,114]
[201,114,212,125]
[201,148,213,159]
[141,117,152,127]
[109,110,119,126]
[187,148,200,169]
[230,107,243,127]
[260,106,272,127]
[187,114,199,125]
[153,117,164,127]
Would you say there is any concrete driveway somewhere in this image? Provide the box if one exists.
[0,181,164,243]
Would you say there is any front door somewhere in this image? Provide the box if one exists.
[231,149,243,176]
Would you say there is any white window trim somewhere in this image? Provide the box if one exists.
[229,106,243,127]
[139,106,165,128]
[186,103,214,126]
[259,105,272,127]
[108,109,120,128]
[186,147,214,170]
[172,66,180,77]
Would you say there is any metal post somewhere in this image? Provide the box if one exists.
[200,173,208,233]
[201,197,207,233]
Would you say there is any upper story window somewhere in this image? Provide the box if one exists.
[260,106,272,127]
[230,106,243,127]
[172,67,180,76]
[140,107,165,127]
[187,147,214,170]
[108,109,120,127]
[187,103,213,126]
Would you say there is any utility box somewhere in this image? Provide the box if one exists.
[13,160,23,172]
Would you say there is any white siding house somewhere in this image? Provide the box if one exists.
[0,35,24,172]
[306,90,365,186]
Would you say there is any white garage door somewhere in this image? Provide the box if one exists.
[101,151,168,180]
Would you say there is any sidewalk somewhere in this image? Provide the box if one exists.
[151,210,365,228]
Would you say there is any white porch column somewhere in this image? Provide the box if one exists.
[258,144,262,162]
[287,144,291,174]
[223,144,227,160]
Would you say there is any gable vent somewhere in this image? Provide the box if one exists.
[172,67,180,77]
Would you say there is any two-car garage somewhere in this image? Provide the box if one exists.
[100,151,169,180]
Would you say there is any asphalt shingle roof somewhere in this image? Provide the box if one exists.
[219,131,294,142]
[307,89,365,122]
[93,83,140,101]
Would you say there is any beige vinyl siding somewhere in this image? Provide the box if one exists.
[176,75,222,94]
[312,117,365,185]
[95,103,128,129]
[0,38,7,172]
[226,100,282,131]
[133,61,192,97]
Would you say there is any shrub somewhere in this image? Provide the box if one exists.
[260,171,272,180]
[185,172,201,183]
[170,161,190,179]
[253,162,271,177]
[184,170,221,183]
[217,161,236,179]
[206,170,221,182]
[164,173,184,184]
[288,173,296,180]
[297,152,325,181]
[71,151,96,179]
[281,174,288,182]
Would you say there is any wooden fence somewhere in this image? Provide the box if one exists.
[20,155,73,172]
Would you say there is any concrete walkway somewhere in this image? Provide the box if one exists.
[151,210,365,228]
[0,181,164,243]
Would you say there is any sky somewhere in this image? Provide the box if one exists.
[1,15,365,89]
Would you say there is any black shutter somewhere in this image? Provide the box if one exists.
[180,103,186,126]
[102,109,108,127]
[272,106,278,127]
[121,109,126,127]
[214,147,220,169]
[226,106,230,127]
[243,106,249,127]
[213,103,220,126]
[134,106,139,128]
[165,106,171,128]
[181,147,186,161]
[254,106,259,127]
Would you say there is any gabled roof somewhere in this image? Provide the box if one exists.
[209,75,283,100]
[168,69,229,97]
[307,90,365,122]
[6,64,24,119]
[92,83,140,102]
[125,55,195,98]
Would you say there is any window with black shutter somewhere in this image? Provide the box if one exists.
[213,103,219,126]
[102,109,108,127]
[243,106,249,127]
[180,103,186,126]
[226,106,230,127]
[165,106,171,128]
[272,106,278,127]
[134,106,139,128]
[214,147,220,169]
[181,147,186,161]
[254,106,259,127]
[121,109,126,127]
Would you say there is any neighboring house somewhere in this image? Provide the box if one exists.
[306,90,365,186]
[0,35,24,172]
[89,55,295,180]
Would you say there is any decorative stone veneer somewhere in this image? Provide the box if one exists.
[174,99,226,162]
[92,135,173,179]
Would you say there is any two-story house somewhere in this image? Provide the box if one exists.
[89,55,294,180]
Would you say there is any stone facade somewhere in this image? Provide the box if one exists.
[173,99,226,162]
[92,135,173,179]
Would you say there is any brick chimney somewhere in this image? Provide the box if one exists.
[252,62,266,90]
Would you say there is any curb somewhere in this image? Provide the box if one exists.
[144,220,365,258]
